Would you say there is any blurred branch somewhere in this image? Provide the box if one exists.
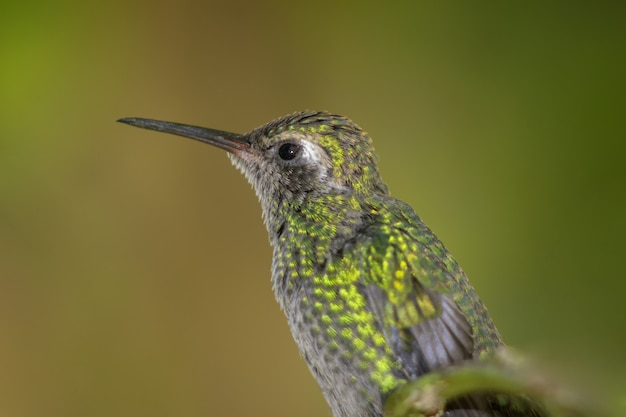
[384,348,596,417]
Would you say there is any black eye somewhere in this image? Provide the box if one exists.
[278,143,301,161]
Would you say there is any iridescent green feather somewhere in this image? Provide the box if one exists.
[119,110,545,417]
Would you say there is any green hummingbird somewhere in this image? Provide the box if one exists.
[118,111,540,417]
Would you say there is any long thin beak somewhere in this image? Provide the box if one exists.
[117,117,250,153]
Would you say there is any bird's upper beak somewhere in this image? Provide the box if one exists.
[117,117,251,153]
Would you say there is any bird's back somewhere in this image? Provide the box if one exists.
[272,192,506,417]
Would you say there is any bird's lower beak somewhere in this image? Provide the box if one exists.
[118,117,250,153]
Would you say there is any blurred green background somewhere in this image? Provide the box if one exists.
[1,2,624,416]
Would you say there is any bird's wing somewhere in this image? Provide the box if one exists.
[357,220,475,379]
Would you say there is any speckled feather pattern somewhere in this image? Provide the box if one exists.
[121,111,540,417]
[270,192,505,417]
[227,112,512,417]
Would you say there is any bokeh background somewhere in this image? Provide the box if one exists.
[1,2,624,416]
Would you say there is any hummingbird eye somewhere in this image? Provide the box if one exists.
[278,143,301,161]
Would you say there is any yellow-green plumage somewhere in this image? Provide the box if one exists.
[118,111,542,417]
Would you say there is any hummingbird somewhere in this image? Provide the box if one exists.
[118,111,540,417]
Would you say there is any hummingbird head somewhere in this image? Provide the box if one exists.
[118,111,389,218]
[236,111,389,200]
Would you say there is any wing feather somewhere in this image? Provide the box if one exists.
[354,203,542,416]
[358,221,475,379]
